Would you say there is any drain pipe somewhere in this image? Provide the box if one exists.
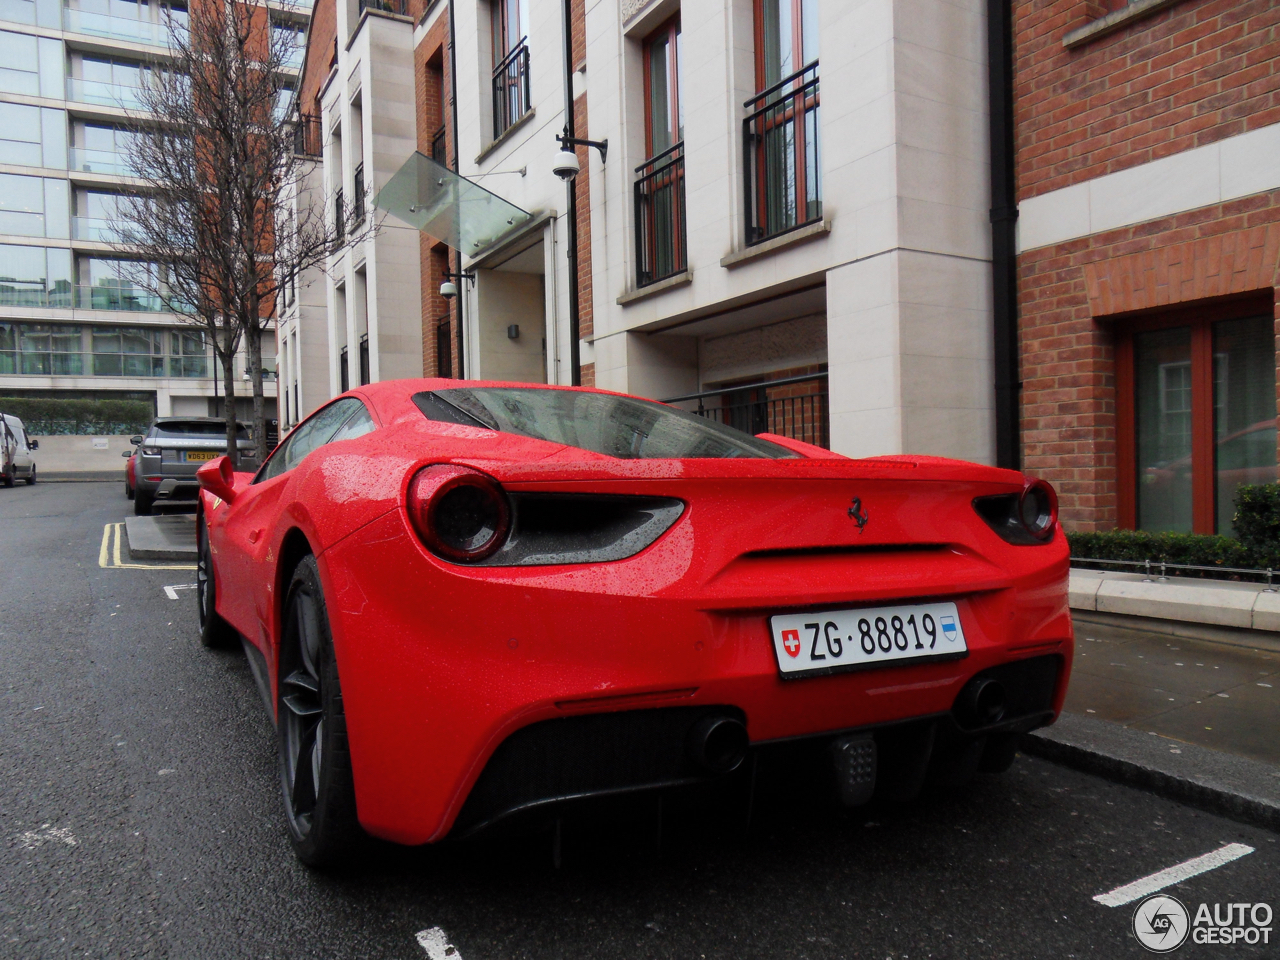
[448,0,465,378]
[561,0,581,385]
[987,0,1019,470]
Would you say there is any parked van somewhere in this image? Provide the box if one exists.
[0,414,37,486]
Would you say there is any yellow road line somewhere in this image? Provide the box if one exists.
[98,522,197,571]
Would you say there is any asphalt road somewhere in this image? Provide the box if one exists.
[1,482,1276,960]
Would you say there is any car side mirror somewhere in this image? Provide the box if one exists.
[196,455,238,505]
[28,439,37,450]
[130,435,143,445]
[122,450,132,458]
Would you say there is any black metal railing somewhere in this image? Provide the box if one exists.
[293,112,321,157]
[431,124,447,164]
[1071,556,1280,587]
[353,163,365,222]
[663,373,829,448]
[359,0,407,14]
[435,317,451,377]
[492,40,530,141]
[334,187,345,241]
[744,61,821,246]
[634,142,686,288]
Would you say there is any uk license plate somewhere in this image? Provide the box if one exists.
[184,451,217,462]
[770,601,968,678]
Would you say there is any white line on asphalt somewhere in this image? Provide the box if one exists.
[1093,843,1256,907]
[416,927,462,959]
[163,584,197,600]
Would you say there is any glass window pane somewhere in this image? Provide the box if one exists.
[0,243,53,306]
[37,36,62,98]
[1135,326,1193,533]
[0,0,37,24]
[43,178,68,238]
[647,35,670,155]
[1214,315,1278,535]
[760,0,793,88]
[41,108,66,168]
[0,31,38,95]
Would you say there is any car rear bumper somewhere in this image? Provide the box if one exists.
[314,511,1073,846]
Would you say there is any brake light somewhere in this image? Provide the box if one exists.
[407,464,510,562]
[972,478,1059,545]
[142,446,161,455]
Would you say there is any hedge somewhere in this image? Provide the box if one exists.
[1068,482,1280,578]
[0,397,153,435]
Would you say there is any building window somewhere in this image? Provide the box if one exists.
[339,345,349,392]
[358,333,369,385]
[744,0,820,245]
[0,243,72,308]
[634,17,685,288]
[1117,302,1277,536]
[435,318,451,377]
[491,0,529,140]
[0,321,209,377]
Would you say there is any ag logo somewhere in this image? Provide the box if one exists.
[781,629,801,658]
[1133,894,1190,953]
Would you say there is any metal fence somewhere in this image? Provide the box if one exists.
[1071,555,1280,588]
[294,113,321,157]
[744,62,821,246]
[664,373,829,448]
[634,142,686,288]
[492,42,530,140]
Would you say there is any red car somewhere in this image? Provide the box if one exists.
[195,379,1072,866]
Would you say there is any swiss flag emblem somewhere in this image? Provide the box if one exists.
[781,629,801,658]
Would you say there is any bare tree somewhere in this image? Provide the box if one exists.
[117,0,368,464]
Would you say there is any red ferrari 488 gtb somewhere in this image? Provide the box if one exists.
[195,379,1071,865]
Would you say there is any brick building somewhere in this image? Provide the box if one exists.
[1014,0,1280,534]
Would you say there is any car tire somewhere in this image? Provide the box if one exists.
[134,488,153,515]
[196,513,237,649]
[24,466,35,486]
[278,555,362,867]
[125,478,134,499]
[1,468,12,488]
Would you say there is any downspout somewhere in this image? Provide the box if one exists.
[987,0,1019,470]
[561,0,581,385]
[448,0,464,377]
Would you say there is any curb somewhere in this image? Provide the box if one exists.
[1022,713,1280,833]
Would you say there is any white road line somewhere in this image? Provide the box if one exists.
[163,584,197,600]
[415,927,462,959]
[1093,842,1255,907]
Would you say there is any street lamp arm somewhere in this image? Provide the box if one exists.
[555,131,608,165]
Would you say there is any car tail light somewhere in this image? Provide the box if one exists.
[973,479,1059,545]
[142,446,161,456]
[407,464,511,562]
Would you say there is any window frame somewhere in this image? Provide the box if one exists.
[1114,293,1276,534]
[642,15,681,161]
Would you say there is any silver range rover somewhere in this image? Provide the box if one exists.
[130,418,257,515]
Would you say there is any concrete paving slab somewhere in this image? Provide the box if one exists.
[1095,575,1257,628]
[123,514,197,561]
[1023,712,1280,832]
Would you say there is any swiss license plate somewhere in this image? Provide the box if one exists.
[770,601,968,678]
[184,451,217,462]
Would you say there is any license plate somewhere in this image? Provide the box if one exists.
[184,451,218,462]
[770,601,968,678]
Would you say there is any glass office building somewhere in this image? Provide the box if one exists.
[0,0,302,424]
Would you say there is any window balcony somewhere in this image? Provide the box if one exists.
[633,142,686,289]
[68,147,133,177]
[292,113,322,158]
[71,216,120,243]
[0,351,211,377]
[66,78,146,111]
[664,373,830,449]
[743,61,821,246]
[491,40,530,141]
[61,6,183,47]
[75,284,187,313]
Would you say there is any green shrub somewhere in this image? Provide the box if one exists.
[1067,530,1256,569]
[1232,483,1280,553]
[0,397,154,435]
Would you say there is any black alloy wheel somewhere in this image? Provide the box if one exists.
[196,513,236,649]
[277,555,361,867]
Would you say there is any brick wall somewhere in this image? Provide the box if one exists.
[1018,192,1280,531]
[1015,0,1280,199]
[571,0,591,385]
[415,9,458,377]
[298,0,336,118]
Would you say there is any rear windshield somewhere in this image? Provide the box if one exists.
[153,421,250,440]
[414,387,796,460]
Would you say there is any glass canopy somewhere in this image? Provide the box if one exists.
[374,152,532,253]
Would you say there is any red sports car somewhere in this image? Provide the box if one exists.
[195,379,1072,866]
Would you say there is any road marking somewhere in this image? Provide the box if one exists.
[163,584,197,600]
[97,523,196,571]
[1093,843,1255,907]
[416,927,462,959]
[17,824,78,849]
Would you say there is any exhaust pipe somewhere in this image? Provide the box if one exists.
[687,715,748,774]
[956,677,1007,727]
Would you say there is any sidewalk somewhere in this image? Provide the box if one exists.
[1024,617,1280,831]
